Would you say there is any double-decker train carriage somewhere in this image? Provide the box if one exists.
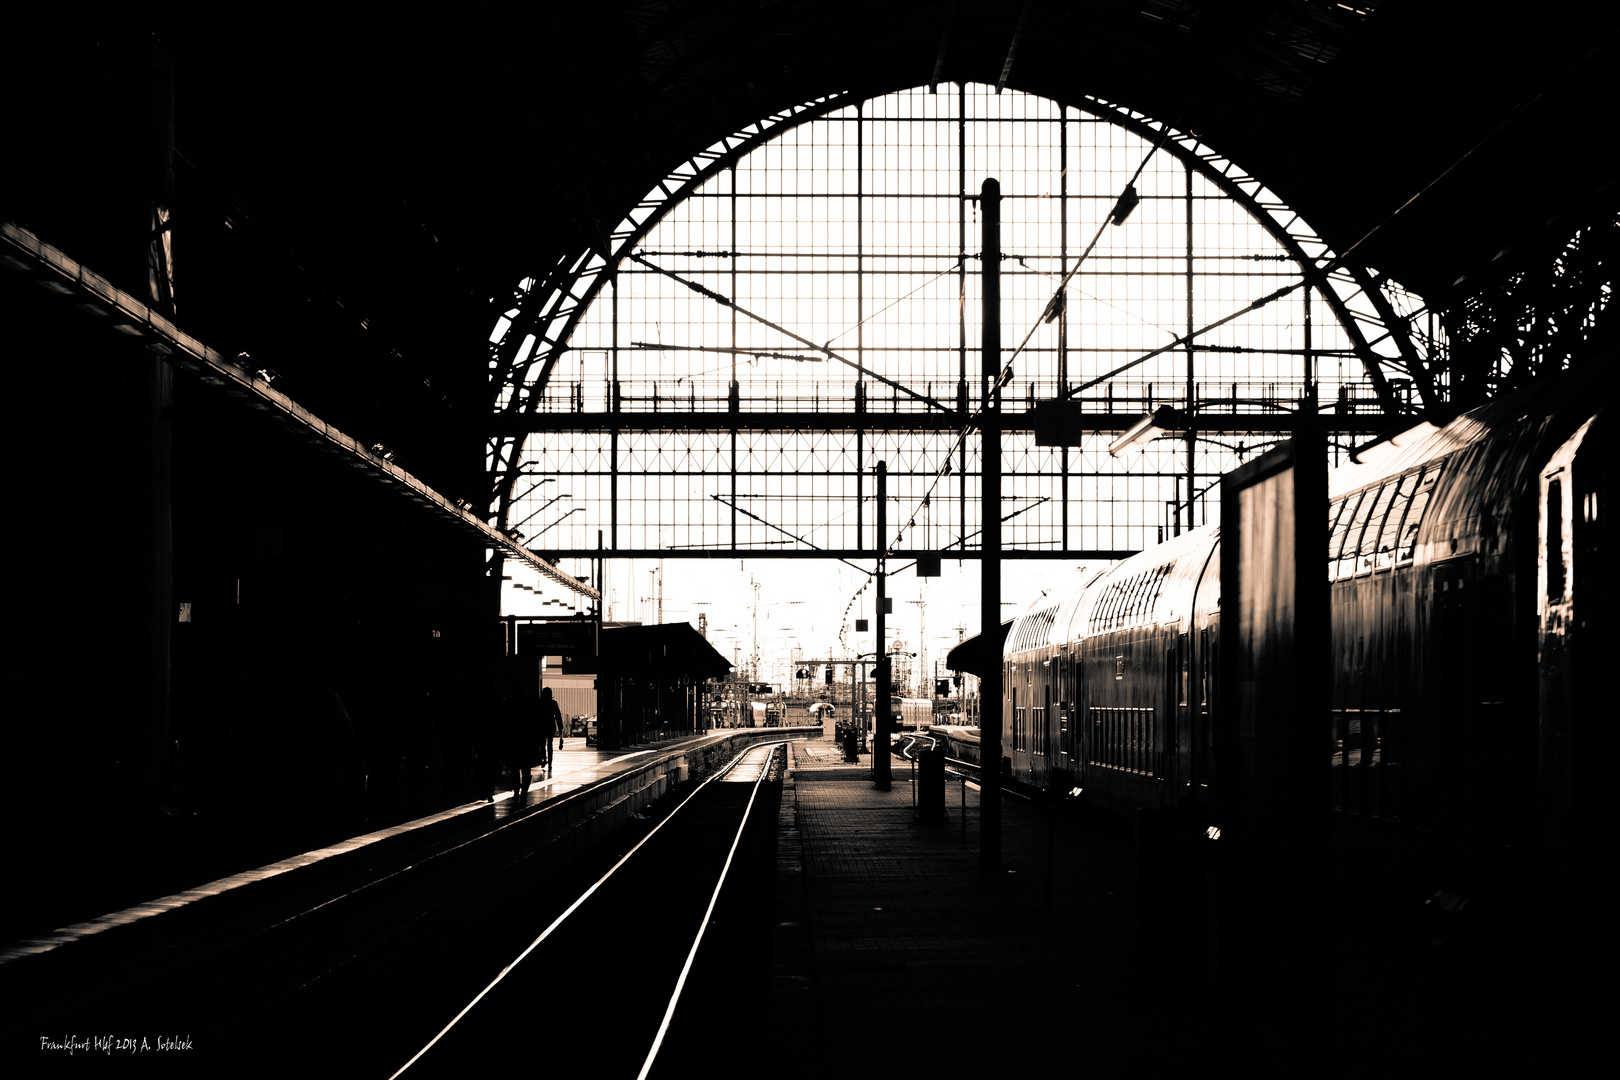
[890,696,932,732]
[999,359,1612,897]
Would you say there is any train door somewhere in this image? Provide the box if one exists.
[1040,680,1052,789]
[1539,420,1613,877]
[1057,651,1073,779]
[1194,622,1214,801]
[1164,639,1179,800]
[1073,650,1089,793]
[1430,556,1479,886]
[1171,632,1192,805]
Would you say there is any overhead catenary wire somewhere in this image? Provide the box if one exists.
[627,251,953,412]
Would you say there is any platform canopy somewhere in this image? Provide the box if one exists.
[601,622,733,683]
[945,619,1015,680]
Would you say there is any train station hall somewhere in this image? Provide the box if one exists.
[4,4,1615,1077]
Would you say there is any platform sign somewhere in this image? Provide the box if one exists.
[515,618,598,672]
[1216,424,1327,1072]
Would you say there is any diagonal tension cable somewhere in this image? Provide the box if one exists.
[628,252,953,413]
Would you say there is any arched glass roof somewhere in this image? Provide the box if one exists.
[488,84,1420,563]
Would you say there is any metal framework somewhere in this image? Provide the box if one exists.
[1441,205,1618,404]
[486,84,1431,566]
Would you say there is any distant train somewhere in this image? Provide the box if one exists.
[997,360,1613,897]
[890,697,932,731]
[926,725,981,768]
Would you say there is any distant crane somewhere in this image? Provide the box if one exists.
[905,598,926,698]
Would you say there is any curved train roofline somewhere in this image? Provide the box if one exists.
[1003,358,1615,665]
[1004,524,1221,660]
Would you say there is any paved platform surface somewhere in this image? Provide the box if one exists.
[771,739,1206,1075]
[767,739,1610,1079]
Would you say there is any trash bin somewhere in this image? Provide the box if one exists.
[916,745,946,825]
[842,729,859,762]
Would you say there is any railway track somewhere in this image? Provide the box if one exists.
[894,730,981,785]
[388,741,786,1078]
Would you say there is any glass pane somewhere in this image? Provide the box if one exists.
[1396,464,1443,561]
[1328,493,1361,574]
[1335,490,1376,578]
[1373,472,1419,568]
[1356,482,1400,573]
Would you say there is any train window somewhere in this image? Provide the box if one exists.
[1336,487,1381,579]
[1142,564,1170,622]
[1372,472,1420,569]
[1356,482,1401,573]
[1093,582,1117,633]
[1095,576,1121,632]
[1199,628,1209,705]
[1396,464,1443,561]
[1327,498,1347,546]
[1178,633,1189,706]
[1328,491,1363,576]
[1121,573,1147,625]
[1091,564,1174,633]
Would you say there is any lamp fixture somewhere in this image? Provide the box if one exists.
[1108,405,1188,457]
[1110,183,1140,226]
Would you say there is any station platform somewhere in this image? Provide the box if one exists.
[769,739,1203,1074]
[767,740,1606,1079]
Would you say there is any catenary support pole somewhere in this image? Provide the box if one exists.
[874,460,891,790]
[980,178,1002,874]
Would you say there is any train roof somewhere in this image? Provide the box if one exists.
[1004,525,1220,657]
[1329,357,1614,499]
[1002,360,1613,661]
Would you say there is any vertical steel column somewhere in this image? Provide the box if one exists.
[980,177,1003,874]
[1184,160,1196,537]
[874,460,892,790]
[730,161,739,402]
[856,427,864,549]
[1060,107,1070,550]
[611,263,620,409]
[857,101,865,392]
[1303,274,1315,413]
[856,104,866,555]
[958,83,969,534]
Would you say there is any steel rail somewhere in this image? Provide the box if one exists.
[636,742,783,1079]
[390,741,788,1079]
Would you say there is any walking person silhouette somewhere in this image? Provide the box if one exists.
[539,686,563,774]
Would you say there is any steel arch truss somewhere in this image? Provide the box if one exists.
[485,85,1431,559]
[486,91,865,521]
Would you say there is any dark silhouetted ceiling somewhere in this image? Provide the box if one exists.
[10,2,1616,438]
